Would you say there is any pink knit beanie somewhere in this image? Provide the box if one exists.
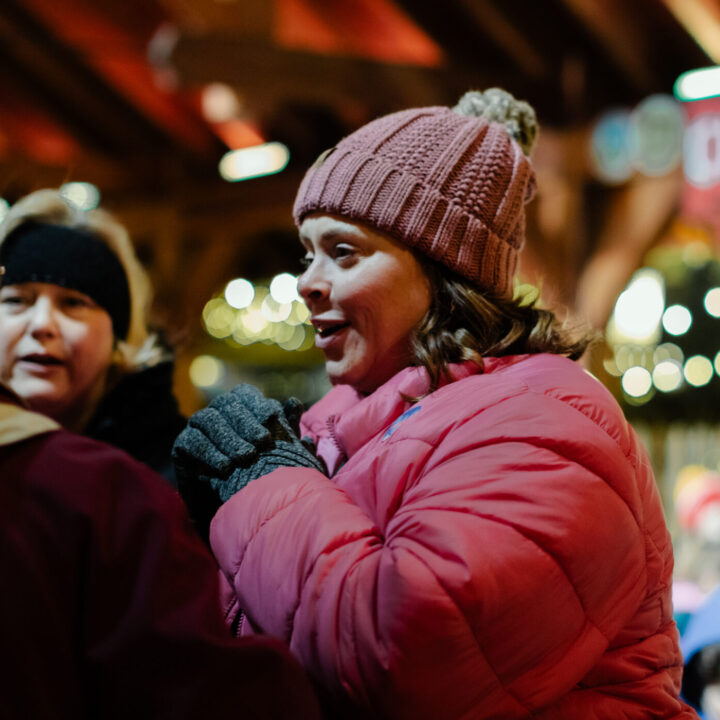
[293,88,538,298]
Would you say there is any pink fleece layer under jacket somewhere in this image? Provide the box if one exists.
[210,354,697,720]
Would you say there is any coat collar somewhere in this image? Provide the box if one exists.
[306,360,488,468]
[0,397,60,447]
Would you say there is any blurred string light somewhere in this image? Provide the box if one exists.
[662,304,693,335]
[622,366,653,398]
[684,355,714,387]
[60,182,100,210]
[270,272,300,304]
[225,278,254,308]
[605,245,720,410]
[608,268,665,344]
[674,67,720,101]
[652,360,684,392]
[219,142,290,182]
[202,273,314,352]
[189,354,224,388]
[704,287,720,317]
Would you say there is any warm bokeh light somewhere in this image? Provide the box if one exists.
[603,357,622,377]
[261,295,292,323]
[203,277,314,352]
[287,301,310,326]
[704,287,720,317]
[662,304,693,335]
[218,142,290,182]
[270,273,299,304]
[278,324,309,351]
[241,307,269,335]
[225,278,255,309]
[203,298,235,338]
[189,354,224,388]
[653,342,685,364]
[201,82,242,123]
[612,269,665,342]
[684,355,714,386]
[622,366,653,397]
[652,360,684,392]
[715,350,720,376]
[60,182,100,210]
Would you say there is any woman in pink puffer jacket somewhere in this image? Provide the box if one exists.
[174,88,697,719]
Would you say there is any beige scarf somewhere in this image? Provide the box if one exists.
[0,401,60,447]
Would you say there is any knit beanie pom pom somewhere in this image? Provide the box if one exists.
[453,88,538,156]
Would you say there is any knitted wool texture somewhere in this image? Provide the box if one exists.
[293,102,537,298]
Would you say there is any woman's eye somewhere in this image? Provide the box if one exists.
[0,294,26,307]
[299,255,313,269]
[62,295,92,310]
[333,245,356,262]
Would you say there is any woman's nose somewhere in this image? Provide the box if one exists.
[27,298,60,338]
[297,260,330,304]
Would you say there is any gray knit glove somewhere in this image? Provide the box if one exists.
[173,385,325,538]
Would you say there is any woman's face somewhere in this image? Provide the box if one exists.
[0,282,114,428]
[297,214,431,394]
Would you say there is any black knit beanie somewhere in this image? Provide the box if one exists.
[0,221,131,339]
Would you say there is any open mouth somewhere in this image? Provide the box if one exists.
[317,323,350,338]
[20,354,64,366]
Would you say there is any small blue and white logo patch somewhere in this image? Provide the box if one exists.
[382,405,423,440]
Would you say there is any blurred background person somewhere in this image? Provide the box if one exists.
[174,89,696,719]
[0,381,320,720]
[0,189,184,483]
[673,468,720,634]
[682,585,720,719]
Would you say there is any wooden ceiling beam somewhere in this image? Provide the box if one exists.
[156,0,274,35]
[559,0,674,92]
[0,0,222,174]
[388,0,589,123]
[166,33,509,114]
[454,0,549,79]
[660,0,720,63]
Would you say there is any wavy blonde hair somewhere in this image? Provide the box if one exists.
[0,189,164,370]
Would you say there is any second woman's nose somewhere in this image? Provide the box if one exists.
[27,296,61,339]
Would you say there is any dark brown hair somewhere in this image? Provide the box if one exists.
[409,257,598,395]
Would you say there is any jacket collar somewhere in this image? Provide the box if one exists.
[0,382,60,447]
[310,360,485,464]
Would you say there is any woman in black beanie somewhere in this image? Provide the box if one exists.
[0,188,184,483]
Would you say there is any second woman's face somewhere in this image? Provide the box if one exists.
[0,282,114,428]
[297,214,431,394]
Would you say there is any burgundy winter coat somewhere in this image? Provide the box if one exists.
[211,354,697,719]
[0,393,319,720]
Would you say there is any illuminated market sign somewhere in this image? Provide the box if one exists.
[675,69,720,236]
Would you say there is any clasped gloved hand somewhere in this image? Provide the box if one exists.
[172,384,326,540]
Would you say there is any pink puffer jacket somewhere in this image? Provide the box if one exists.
[210,354,697,719]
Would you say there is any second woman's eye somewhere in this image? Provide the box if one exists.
[299,254,313,269]
[0,292,28,308]
[61,294,94,310]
